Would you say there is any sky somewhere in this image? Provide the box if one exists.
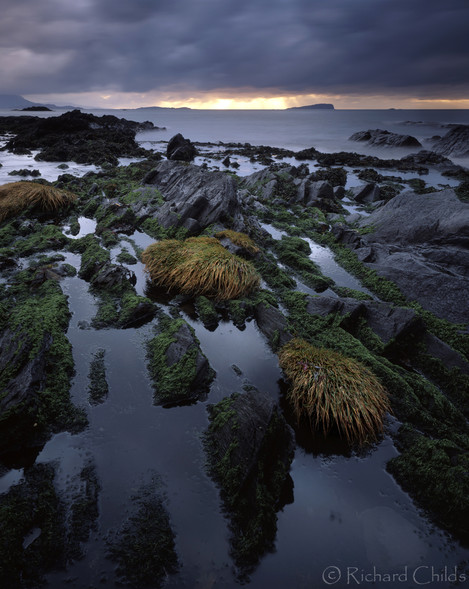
[1,0,468,109]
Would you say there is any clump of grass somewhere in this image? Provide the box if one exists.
[214,229,260,255]
[278,338,390,445]
[141,236,261,300]
[0,181,76,221]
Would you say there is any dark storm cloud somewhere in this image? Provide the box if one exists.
[1,0,468,98]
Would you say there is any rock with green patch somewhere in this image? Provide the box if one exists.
[107,479,179,588]
[87,349,109,405]
[0,279,86,459]
[204,389,294,578]
[0,463,67,586]
[194,295,219,330]
[147,316,215,406]
[116,248,137,265]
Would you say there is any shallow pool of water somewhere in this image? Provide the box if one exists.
[261,223,374,296]
[2,233,469,588]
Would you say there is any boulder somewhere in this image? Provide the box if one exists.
[363,302,425,345]
[242,168,278,201]
[90,262,136,290]
[144,160,240,230]
[204,389,294,573]
[355,189,469,324]
[359,189,469,246]
[349,129,422,148]
[0,330,51,415]
[147,317,214,407]
[166,133,197,161]
[304,295,426,347]
[254,302,292,348]
[350,183,381,204]
[0,110,157,166]
[429,125,469,158]
[304,180,335,207]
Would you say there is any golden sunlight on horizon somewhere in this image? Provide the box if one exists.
[24,91,469,110]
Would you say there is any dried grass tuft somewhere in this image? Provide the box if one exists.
[279,338,390,445]
[214,229,259,255]
[0,181,76,222]
[141,236,261,300]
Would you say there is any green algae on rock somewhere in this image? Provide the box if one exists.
[146,315,214,406]
[204,389,294,579]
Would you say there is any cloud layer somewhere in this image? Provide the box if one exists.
[1,0,468,99]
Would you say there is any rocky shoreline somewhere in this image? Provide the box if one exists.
[0,110,468,586]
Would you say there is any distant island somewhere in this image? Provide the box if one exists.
[134,106,191,111]
[287,103,334,110]
[0,94,75,110]
[17,106,53,112]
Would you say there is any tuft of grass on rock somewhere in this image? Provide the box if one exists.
[0,181,76,221]
[278,337,390,445]
[142,237,261,301]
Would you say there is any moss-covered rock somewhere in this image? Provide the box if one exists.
[107,479,179,588]
[87,349,109,405]
[0,278,86,460]
[388,429,469,542]
[147,316,214,406]
[204,389,294,579]
[0,463,67,586]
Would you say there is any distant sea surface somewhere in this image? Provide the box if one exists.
[1,107,469,168]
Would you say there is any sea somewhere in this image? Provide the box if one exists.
[1,108,469,185]
[1,109,469,588]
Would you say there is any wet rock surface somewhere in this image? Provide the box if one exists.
[143,159,241,229]
[349,128,422,148]
[166,132,197,161]
[204,389,295,577]
[147,315,215,406]
[429,124,469,158]
[350,189,469,324]
[0,109,159,165]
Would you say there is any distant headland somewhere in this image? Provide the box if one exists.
[287,103,335,110]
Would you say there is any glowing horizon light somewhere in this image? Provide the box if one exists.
[23,91,469,110]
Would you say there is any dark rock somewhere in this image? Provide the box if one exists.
[334,185,346,199]
[350,183,381,203]
[204,389,294,575]
[360,189,469,245]
[363,302,425,345]
[0,110,158,166]
[254,302,292,348]
[242,168,278,201]
[305,295,365,321]
[120,300,156,329]
[166,133,197,161]
[0,330,51,415]
[304,294,426,347]
[305,180,335,206]
[96,202,138,234]
[423,333,469,375]
[429,125,469,158]
[147,317,214,407]
[144,160,240,230]
[331,225,364,249]
[350,129,422,148]
[355,189,469,324]
[90,262,136,290]
[181,217,201,235]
